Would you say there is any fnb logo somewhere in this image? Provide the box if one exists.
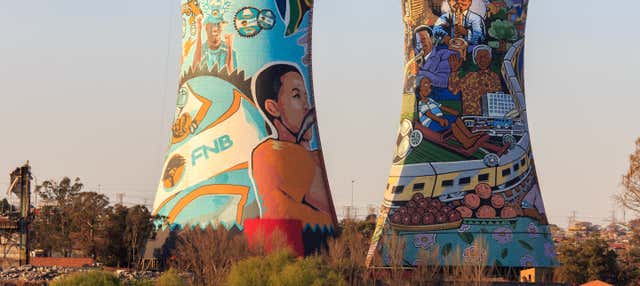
[191,135,234,166]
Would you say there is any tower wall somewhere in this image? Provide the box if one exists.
[152,0,336,256]
[367,0,558,268]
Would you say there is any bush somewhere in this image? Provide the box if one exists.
[155,268,186,286]
[50,271,121,286]
[227,249,346,286]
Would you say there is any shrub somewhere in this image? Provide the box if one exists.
[155,268,186,286]
[227,249,346,286]
[171,225,250,286]
[50,271,121,286]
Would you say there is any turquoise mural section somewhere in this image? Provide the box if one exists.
[367,0,558,268]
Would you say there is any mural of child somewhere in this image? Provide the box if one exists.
[456,45,502,115]
[192,11,237,73]
[251,63,334,228]
[417,75,486,149]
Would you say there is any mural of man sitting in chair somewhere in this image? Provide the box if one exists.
[416,75,488,150]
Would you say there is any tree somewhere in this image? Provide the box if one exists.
[557,236,623,285]
[619,139,640,214]
[99,204,129,267]
[32,177,84,257]
[123,205,154,266]
[488,19,517,52]
[68,191,109,259]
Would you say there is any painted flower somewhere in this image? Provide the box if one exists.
[458,224,472,233]
[544,242,556,259]
[463,245,487,264]
[520,254,537,268]
[414,233,437,250]
[527,223,540,238]
[493,227,513,244]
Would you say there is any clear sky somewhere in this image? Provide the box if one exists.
[1,0,638,227]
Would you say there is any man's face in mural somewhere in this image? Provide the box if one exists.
[205,22,223,50]
[265,71,313,142]
[449,0,472,12]
[419,77,433,101]
[418,30,433,55]
[475,49,492,70]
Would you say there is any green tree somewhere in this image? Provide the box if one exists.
[32,177,84,257]
[488,19,517,52]
[100,204,129,266]
[557,236,622,284]
[123,205,154,266]
[69,191,110,259]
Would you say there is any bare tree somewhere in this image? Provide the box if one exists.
[619,139,640,214]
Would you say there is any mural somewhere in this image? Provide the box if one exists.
[152,0,336,256]
[367,0,558,268]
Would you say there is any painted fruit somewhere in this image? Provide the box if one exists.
[411,213,422,225]
[456,206,473,218]
[422,213,435,225]
[441,206,453,215]
[464,193,481,209]
[435,212,448,224]
[491,194,505,209]
[476,205,497,219]
[398,207,408,215]
[501,206,518,219]
[413,193,424,202]
[418,199,429,209]
[391,213,402,224]
[476,183,492,199]
[428,199,442,210]
[407,200,417,209]
[402,215,411,225]
[448,210,462,222]
[416,208,426,215]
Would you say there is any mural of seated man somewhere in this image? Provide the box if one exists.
[433,0,487,45]
[417,75,487,149]
[452,45,502,116]
[251,63,334,228]
[413,26,460,102]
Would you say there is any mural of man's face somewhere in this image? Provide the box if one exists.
[449,0,472,12]
[475,50,492,70]
[265,72,312,141]
[418,30,433,55]
[205,22,223,49]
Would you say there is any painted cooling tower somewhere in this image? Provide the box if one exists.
[367,0,558,268]
[151,0,336,256]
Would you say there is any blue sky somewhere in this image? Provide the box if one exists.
[1,0,638,227]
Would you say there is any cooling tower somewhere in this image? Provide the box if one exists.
[367,0,558,268]
[150,0,336,257]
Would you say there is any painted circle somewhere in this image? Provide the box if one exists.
[234,7,261,37]
[258,9,276,30]
[483,153,500,167]
[502,134,516,147]
[409,130,423,147]
[162,154,186,189]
